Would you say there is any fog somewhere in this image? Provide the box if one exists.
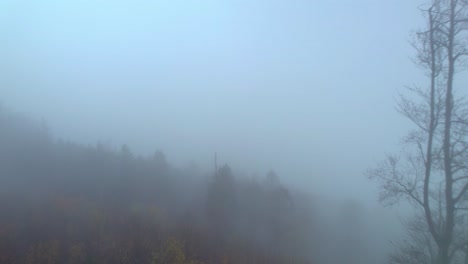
[0,0,425,202]
[1,0,460,263]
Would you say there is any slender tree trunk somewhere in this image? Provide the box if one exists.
[425,5,439,244]
[440,0,457,263]
[440,243,450,264]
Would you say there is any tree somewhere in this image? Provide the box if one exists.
[368,0,468,263]
[206,164,238,252]
[389,214,438,264]
[389,212,468,264]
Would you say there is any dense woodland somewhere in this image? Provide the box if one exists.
[0,108,319,263]
[0,107,393,264]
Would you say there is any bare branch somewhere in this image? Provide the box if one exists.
[454,175,468,182]
[454,182,468,204]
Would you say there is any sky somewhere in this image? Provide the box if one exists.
[0,0,433,205]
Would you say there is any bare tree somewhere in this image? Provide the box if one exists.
[389,212,468,264]
[368,0,468,263]
[389,215,438,264]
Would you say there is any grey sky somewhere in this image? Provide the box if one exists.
[0,0,433,204]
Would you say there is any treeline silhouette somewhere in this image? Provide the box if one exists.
[0,108,316,264]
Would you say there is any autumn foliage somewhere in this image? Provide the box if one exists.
[0,109,314,263]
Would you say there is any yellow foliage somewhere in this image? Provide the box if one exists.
[26,240,60,264]
[152,237,186,264]
[67,243,87,264]
[116,240,134,264]
[221,255,229,264]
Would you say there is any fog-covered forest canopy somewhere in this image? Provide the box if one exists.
[0,107,396,263]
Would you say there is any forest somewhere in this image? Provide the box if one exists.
[0,107,394,263]
[0,107,315,263]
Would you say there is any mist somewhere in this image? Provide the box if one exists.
[0,0,423,201]
[1,0,460,263]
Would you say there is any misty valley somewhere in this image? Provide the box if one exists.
[1,0,468,263]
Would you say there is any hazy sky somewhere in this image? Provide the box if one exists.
[0,0,435,204]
